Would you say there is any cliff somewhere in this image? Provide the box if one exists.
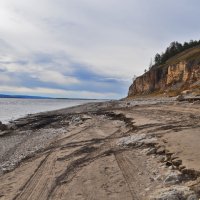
[128,46,200,97]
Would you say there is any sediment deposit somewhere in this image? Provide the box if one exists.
[0,99,200,199]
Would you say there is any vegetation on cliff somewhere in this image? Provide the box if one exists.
[128,41,200,97]
[152,40,200,67]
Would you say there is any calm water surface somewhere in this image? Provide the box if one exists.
[0,98,102,123]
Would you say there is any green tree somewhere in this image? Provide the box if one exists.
[154,53,161,65]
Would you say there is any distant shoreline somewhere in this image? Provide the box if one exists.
[0,94,109,100]
[0,98,106,123]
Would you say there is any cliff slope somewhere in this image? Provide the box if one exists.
[128,46,200,97]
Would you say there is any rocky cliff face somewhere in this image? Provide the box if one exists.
[128,49,200,97]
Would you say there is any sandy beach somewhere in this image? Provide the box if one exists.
[0,98,200,200]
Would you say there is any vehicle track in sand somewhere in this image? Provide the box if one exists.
[1,101,200,200]
[3,114,133,200]
[12,127,99,200]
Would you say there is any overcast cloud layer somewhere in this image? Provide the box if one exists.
[0,0,199,99]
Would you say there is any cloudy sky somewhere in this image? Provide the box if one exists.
[0,0,199,99]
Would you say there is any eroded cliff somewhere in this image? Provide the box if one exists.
[128,47,200,97]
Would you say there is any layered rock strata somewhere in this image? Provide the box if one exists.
[128,49,200,97]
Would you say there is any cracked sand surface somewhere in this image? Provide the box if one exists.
[0,99,200,199]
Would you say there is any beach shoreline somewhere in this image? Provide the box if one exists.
[0,98,200,199]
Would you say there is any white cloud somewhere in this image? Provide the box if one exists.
[0,74,12,84]
[35,71,79,85]
[0,0,200,98]
[0,54,78,86]
[0,86,118,99]
[0,0,161,79]
[0,69,21,86]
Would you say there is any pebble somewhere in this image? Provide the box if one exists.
[146,148,157,155]
[164,172,182,185]
[172,159,182,166]
[156,146,165,154]
[150,186,197,200]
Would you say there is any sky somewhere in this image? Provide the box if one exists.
[0,0,200,99]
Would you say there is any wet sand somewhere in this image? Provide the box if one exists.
[0,99,200,199]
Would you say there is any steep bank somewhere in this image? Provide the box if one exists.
[128,46,200,97]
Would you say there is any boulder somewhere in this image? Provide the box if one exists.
[164,172,182,185]
[176,95,185,101]
[81,115,92,121]
[181,90,191,95]
[172,159,182,167]
[156,146,166,155]
[0,121,7,131]
[150,186,197,200]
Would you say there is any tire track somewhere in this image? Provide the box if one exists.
[13,153,50,200]
[3,111,137,200]
[114,152,139,200]
[12,127,89,200]
[114,151,151,200]
[14,152,56,200]
[13,117,122,200]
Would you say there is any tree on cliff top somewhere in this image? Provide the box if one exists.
[132,75,137,82]
[153,39,200,67]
